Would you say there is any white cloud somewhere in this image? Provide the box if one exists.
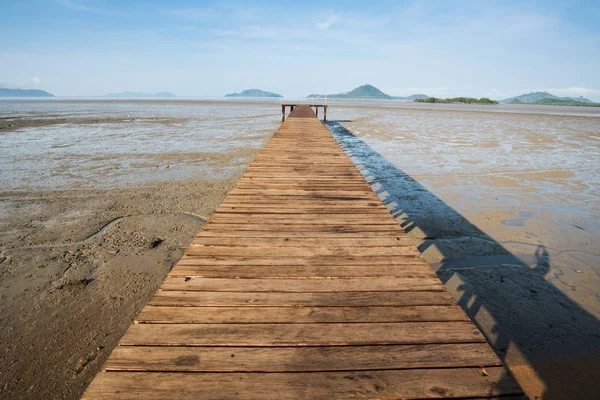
[317,14,341,30]
[543,87,600,98]
[29,76,41,85]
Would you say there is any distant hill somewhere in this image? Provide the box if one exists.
[106,91,176,98]
[501,91,591,104]
[396,93,428,100]
[225,89,282,98]
[0,88,55,97]
[307,84,427,100]
[308,84,392,99]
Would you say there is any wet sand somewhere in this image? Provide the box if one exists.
[328,104,599,399]
[1,100,599,399]
[0,109,277,399]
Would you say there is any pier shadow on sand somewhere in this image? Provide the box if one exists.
[327,121,600,400]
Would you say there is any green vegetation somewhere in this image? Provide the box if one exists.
[533,98,600,107]
[307,84,428,100]
[225,89,282,98]
[414,97,498,105]
[0,88,55,97]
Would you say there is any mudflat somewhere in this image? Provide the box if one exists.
[329,102,600,399]
[0,101,278,399]
[1,99,598,399]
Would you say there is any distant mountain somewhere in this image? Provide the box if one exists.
[106,91,176,98]
[308,84,393,99]
[225,89,282,98]
[501,91,591,104]
[0,88,55,97]
[307,84,427,100]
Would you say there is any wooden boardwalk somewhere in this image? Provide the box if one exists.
[83,106,524,399]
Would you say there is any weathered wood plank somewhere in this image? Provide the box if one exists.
[104,343,502,372]
[194,230,407,238]
[136,305,469,324]
[147,291,454,307]
[83,367,523,399]
[189,237,414,247]
[169,264,437,279]
[120,322,485,346]
[201,224,404,232]
[184,245,420,258]
[176,256,428,266]
[159,277,444,292]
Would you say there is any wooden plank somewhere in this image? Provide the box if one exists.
[194,230,408,238]
[175,256,427,266]
[228,190,378,197]
[104,343,502,372]
[159,277,445,292]
[184,245,420,258]
[169,264,437,279]
[147,291,455,307]
[201,224,404,232]
[83,368,523,399]
[189,237,414,247]
[208,214,397,221]
[136,305,469,324]
[119,322,485,346]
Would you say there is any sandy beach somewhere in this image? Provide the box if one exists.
[1,99,599,399]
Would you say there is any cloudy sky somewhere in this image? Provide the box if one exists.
[1,0,599,100]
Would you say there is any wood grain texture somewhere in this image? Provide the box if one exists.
[83,368,522,399]
[135,305,470,324]
[104,343,502,372]
[159,277,444,292]
[147,290,455,307]
[119,322,485,346]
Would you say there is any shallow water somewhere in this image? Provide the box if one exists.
[0,100,280,188]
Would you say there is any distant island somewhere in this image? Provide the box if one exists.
[225,89,282,98]
[307,84,428,100]
[414,97,498,105]
[106,91,176,98]
[0,88,55,97]
[501,91,599,106]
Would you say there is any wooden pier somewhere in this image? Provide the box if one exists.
[282,103,327,122]
[83,105,523,399]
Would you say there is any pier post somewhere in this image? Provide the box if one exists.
[324,106,327,122]
[281,105,285,122]
[316,107,319,117]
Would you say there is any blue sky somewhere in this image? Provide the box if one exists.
[1,0,599,99]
